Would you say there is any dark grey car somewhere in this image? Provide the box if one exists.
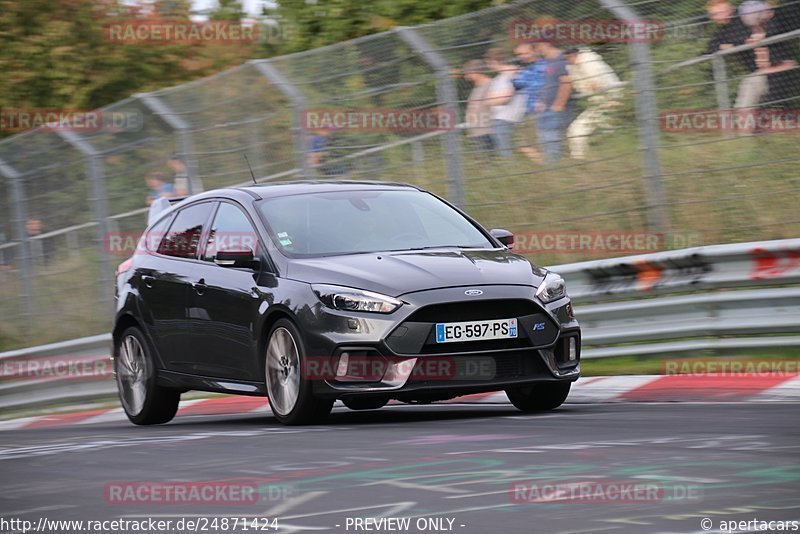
[112,181,580,425]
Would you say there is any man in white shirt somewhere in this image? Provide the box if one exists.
[564,48,623,160]
[463,60,495,152]
[485,48,527,157]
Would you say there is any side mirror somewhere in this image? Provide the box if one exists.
[214,248,260,270]
[490,228,514,249]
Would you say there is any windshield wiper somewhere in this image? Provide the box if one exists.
[390,245,486,252]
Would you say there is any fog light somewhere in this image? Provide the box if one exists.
[336,352,350,377]
[568,338,577,361]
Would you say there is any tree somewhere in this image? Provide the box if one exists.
[0,0,257,138]
[266,0,502,54]
[210,0,246,21]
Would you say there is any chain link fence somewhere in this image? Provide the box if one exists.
[1,0,799,350]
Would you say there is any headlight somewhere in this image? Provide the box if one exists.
[312,284,402,314]
[536,273,567,303]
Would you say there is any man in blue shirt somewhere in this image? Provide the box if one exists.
[532,42,573,164]
[512,43,546,114]
[512,43,547,162]
[145,171,175,206]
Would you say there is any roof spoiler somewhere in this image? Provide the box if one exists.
[147,195,189,226]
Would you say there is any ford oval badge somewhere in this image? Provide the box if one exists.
[464,289,483,296]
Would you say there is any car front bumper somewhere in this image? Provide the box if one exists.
[298,284,580,400]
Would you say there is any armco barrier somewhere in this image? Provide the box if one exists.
[0,334,114,411]
[1,239,798,411]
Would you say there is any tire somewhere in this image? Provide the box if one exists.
[342,397,389,411]
[265,319,334,425]
[506,382,571,412]
[115,326,180,425]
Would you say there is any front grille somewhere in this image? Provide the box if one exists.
[420,336,532,354]
[406,350,547,385]
[406,299,541,323]
[387,298,555,355]
[494,352,525,378]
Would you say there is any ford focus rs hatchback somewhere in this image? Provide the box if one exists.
[112,181,580,425]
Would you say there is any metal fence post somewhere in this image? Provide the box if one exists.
[711,55,734,139]
[248,119,265,177]
[600,0,668,232]
[249,60,310,179]
[396,27,465,208]
[136,93,203,194]
[55,131,115,309]
[711,55,731,110]
[0,158,36,323]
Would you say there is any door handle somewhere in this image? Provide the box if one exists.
[192,278,207,295]
[141,275,154,288]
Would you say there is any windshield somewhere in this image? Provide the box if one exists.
[257,189,494,257]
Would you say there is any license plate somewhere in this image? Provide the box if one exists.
[435,318,518,343]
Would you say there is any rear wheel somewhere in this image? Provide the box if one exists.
[265,319,333,425]
[115,327,180,425]
[506,382,571,412]
[342,397,389,411]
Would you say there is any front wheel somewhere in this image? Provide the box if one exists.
[265,319,333,425]
[505,382,571,412]
[115,326,180,425]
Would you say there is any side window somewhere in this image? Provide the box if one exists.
[202,202,258,262]
[141,215,172,253]
[158,202,215,259]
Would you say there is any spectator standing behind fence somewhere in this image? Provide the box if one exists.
[307,129,349,176]
[26,218,52,266]
[484,48,527,158]
[706,0,751,54]
[735,1,798,132]
[763,0,800,109]
[167,154,190,196]
[145,171,175,206]
[532,41,573,164]
[463,60,495,152]
[767,0,800,34]
[564,47,622,160]
[513,43,546,163]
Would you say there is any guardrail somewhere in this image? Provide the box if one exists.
[0,334,114,411]
[1,238,798,411]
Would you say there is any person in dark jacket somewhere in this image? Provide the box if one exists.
[706,0,751,55]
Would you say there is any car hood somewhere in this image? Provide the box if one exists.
[286,248,546,297]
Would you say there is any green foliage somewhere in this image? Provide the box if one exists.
[210,0,246,21]
[0,0,737,124]
[0,0,255,138]
[266,0,503,53]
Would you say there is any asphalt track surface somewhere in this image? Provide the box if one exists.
[1,402,799,534]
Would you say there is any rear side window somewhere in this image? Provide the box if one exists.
[158,202,215,259]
